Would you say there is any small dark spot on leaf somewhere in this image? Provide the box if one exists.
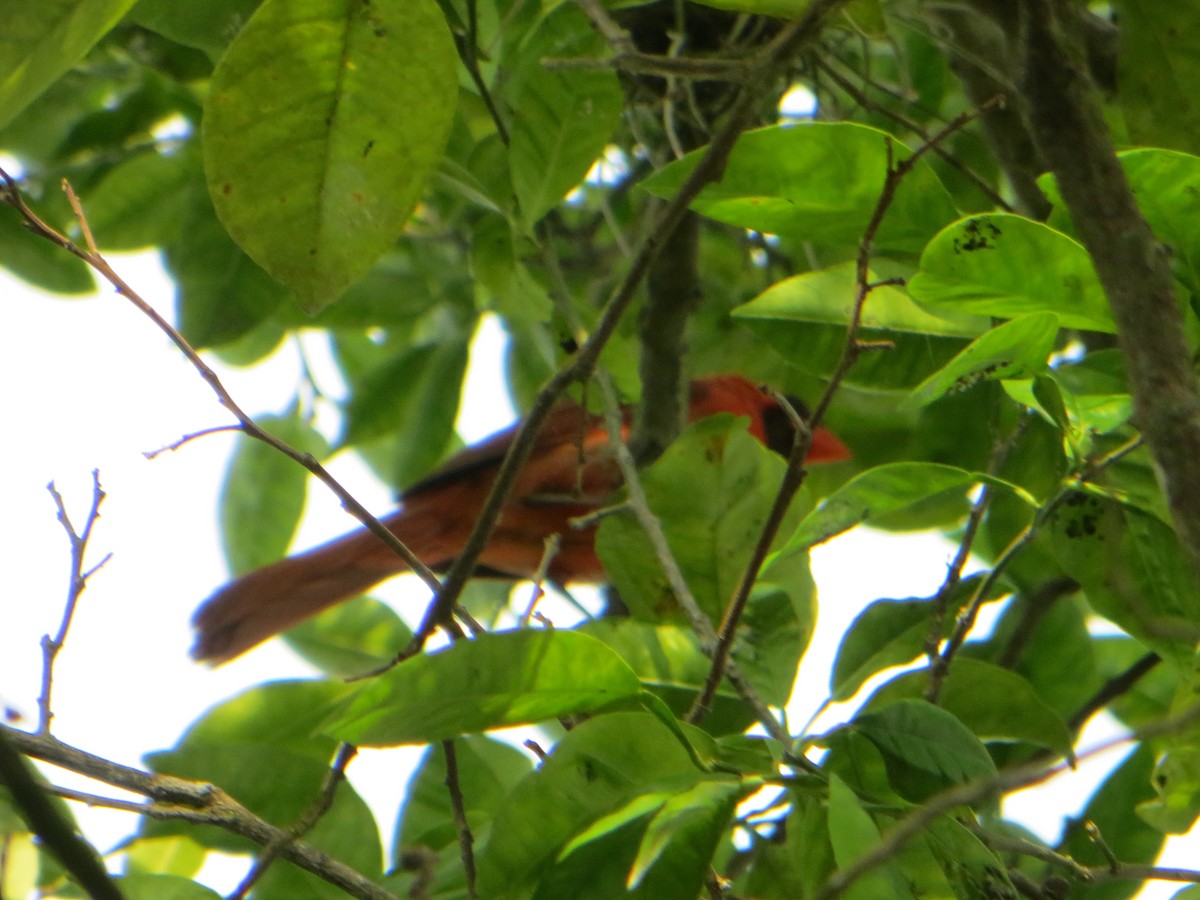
[363,140,375,157]
[222,183,232,195]
[952,217,1002,253]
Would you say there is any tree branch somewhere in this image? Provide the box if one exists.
[1,726,396,900]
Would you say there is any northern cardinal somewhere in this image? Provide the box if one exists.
[192,375,849,663]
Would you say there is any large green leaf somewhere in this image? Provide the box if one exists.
[908,214,1114,332]
[850,699,997,802]
[831,597,936,702]
[476,712,704,899]
[734,261,989,338]
[0,0,138,131]
[903,313,1059,410]
[323,630,643,745]
[218,409,327,576]
[826,775,912,899]
[204,0,457,310]
[785,462,1032,553]
[1049,494,1200,669]
[506,4,623,225]
[596,416,806,622]
[642,123,957,254]
[864,659,1074,760]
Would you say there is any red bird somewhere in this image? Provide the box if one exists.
[192,375,849,663]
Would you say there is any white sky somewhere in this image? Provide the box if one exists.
[0,253,1193,897]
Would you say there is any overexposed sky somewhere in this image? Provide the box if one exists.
[1,252,1191,897]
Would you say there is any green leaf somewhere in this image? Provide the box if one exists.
[1139,747,1200,835]
[831,598,934,702]
[579,619,754,735]
[123,835,206,879]
[596,416,805,622]
[204,0,458,311]
[786,462,1031,553]
[165,175,290,348]
[506,4,623,225]
[218,410,327,575]
[903,313,1059,410]
[79,148,195,251]
[0,0,138,131]
[1049,495,1200,669]
[642,123,957,255]
[324,630,643,745]
[477,712,704,898]
[396,736,533,856]
[1115,0,1200,155]
[627,779,743,890]
[0,201,93,294]
[471,215,554,323]
[864,659,1074,760]
[851,699,997,802]
[908,214,1114,332]
[734,261,989,338]
[131,0,261,60]
[826,775,911,899]
[115,874,222,900]
[340,339,470,472]
[922,817,1015,899]
[283,596,413,677]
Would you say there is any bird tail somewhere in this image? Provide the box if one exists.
[191,510,435,665]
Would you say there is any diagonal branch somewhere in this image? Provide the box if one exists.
[1,725,396,900]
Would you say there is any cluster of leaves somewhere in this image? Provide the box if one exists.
[5,0,1200,898]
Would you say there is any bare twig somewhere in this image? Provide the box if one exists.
[443,740,478,898]
[39,471,109,735]
[519,534,562,625]
[229,742,359,899]
[1,725,396,900]
[143,424,243,459]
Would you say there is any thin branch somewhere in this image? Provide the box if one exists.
[144,424,243,459]
[229,742,358,899]
[923,416,1025,699]
[813,702,1200,899]
[443,740,478,898]
[1,725,397,900]
[933,433,1145,698]
[1066,652,1160,734]
[0,728,122,900]
[454,0,510,146]
[39,471,109,735]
